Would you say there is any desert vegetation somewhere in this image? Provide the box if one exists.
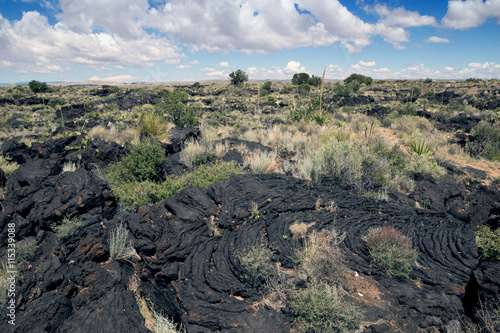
[0,76,499,332]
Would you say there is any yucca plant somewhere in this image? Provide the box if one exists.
[311,110,329,126]
[407,139,431,155]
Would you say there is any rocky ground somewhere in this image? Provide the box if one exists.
[0,80,499,332]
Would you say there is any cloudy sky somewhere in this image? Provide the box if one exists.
[0,0,499,83]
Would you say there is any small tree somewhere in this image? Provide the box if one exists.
[309,75,322,87]
[292,73,310,85]
[261,81,272,95]
[344,73,373,86]
[28,80,50,93]
[229,70,248,85]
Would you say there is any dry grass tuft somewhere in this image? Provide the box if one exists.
[243,150,280,174]
[180,140,208,168]
[297,228,345,283]
[0,156,20,177]
[289,221,309,241]
[88,124,138,146]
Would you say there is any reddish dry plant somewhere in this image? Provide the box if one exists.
[364,226,412,249]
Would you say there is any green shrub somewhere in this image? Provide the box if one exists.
[363,226,419,279]
[17,238,38,262]
[298,83,311,96]
[466,122,500,161]
[53,216,85,238]
[235,245,274,286]
[397,103,417,116]
[177,160,243,189]
[301,137,416,192]
[405,154,446,181]
[333,82,359,97]
[107,138,165,183]
[261,81,272,95]
[48,98,65,108]
[475,226,500,261]
[101,85,120,92]
[156,91,200,128]
[110,161,243,210]
[0,238,38,306]
[311,139,391,192]
[289,283,361,333]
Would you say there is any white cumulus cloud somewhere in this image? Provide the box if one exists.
[442,0,500,29]
[0,11,183,74]
[284,61,306,73]
[369,4,436,49]
[426,36,452,43]
[359,61,377,67]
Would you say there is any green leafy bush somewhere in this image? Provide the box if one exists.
[298,137,418,192]
[156,91,200,128]
[235,245,274,286]
[48,98,65,108]
[475,226,500,261]
[107,138,165,183]
[52,216,85,238]
[289,283,361,333]
[311,139,392,192]
[363,226,419,279]
[397,103,417,116]
[109,161,243,210]
[298,83,311,96]
[405,154,446,181]
[466,122,500,161]
[333,82,360,97]
[261,81,272,95]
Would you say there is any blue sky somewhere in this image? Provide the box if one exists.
[0,0,499,83]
